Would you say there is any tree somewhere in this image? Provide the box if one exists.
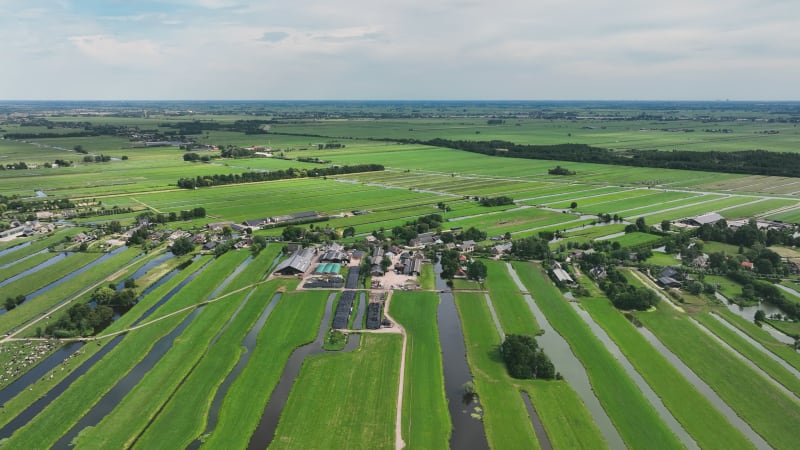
[686,281,703,295]
[171,236,195,256]
[381,256,392,272]
[124,278,136,289]
[222,225,233,238]
[343,226,356,238]
[500,334,555,379]
[282,226,303,242]
[570,201,578,209]
[91,287,116,305]
[108,220,123,234]
[661,220,671,232]
[754,309,766,325]
[467,260,487,281]
[635,217,647,232]
[4,297,16,311]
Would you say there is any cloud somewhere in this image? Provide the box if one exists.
[69,35,165,66]
[260,31,289,43]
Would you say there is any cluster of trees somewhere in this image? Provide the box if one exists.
[176,164,383,189]
[510,235,551,260]
[696,218,797,248]
[183,152,212,162]
[4,295,26,311]
[598,267,659,310]
[3,131,98,139]
[90,284,138,309]
[297,156,331,164]
[135,208,206,226]
[220,146,256,158]
[419,138,800,178]
[390,214,443,245]
[281,224,339,243]
[44,303,114,338]
[318,143,345,149]
[83,154,111,163]
[548,165,576,175]
[478,196,514,207]
[170,237,195,256]
[500,334,556,379]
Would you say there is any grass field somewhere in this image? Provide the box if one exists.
[637,302,800,450]
[454,291,543,450]
[390,291,450,450]
[579,298,754,450]
[510,261,683,449]
[201,289,326,449]
[271,334,401,450]
[483,260,540,335]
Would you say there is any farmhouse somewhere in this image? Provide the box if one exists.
[491,242,513,255]
[551,262,577,287]
[459,240,476,253]
[273,247,315,275]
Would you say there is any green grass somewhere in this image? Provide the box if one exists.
[579,298,754,450]
[454,292,542,450]
[417,263,436,291]
[518,381,609,450]
[637,302,800,450]
[271,334,401,450]
[714,308,800,372]
[0,246,143,335]
[201,290,328,449]
[510,261,683,450]
[0,251,101,300]
[391,291,450,449]
[694,312,800,398]
[2,252,246,448]
[483,260,540,335]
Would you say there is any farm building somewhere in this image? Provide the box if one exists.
[491,242,513,255]
[320,249,350,264]
[459,240,475,253]
[273,247,315,275]
[314,263,342,275]
[332,290,356,329]
[366,302,383,329]
[269,211,319,224]
[680,212,725,227]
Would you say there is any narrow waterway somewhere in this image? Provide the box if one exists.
[505,263,625,449]
[571,303,698,449]
[521,392,553,450]
[0,256,211,436]
[247,292,360,449]
[12,246,129,310]
[0,251,72,288]
[636,326,772,449]
[0,241,32,258]
[716,292,796,346]
[115,252,174,291]
[435,261,489,450]
[187,293,284,449]
[709,313,800,377]
[0,248,49,271]
[690,317,800,403]
[0,342,83,405]
[52,308,205,449]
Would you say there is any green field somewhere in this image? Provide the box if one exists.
[272,334,401,450]
[510,261,683,449]
[390,291,450,450]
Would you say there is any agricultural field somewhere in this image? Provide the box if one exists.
[2,101,800,449]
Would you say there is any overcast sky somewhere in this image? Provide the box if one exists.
[1,0,798,100]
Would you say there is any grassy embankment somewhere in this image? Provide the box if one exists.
[510,261,682,449]
[201,289,328,449]
[0,247,143,335]
[693,313,800,398]
[1,251,242,448]
[271,333,401,449]
[574,277,754,450]
[77,248,284,448]
[636,301,800,450]
[455,291,605,449]
[391,291,450,449]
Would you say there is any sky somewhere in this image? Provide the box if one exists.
[1,0,799,100]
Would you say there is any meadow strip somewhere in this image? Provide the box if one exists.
[694,312,800,398]
[483,260,540,335]
[271,334,401,450]
[454,291,541,450]
[1,252,245,448]
[510,261,682,450]
[201,290,328,449]
[391,291,450,449]
[637,302,800,450]
[579,298,753,450]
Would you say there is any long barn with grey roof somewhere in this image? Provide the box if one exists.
[273,247,315,275]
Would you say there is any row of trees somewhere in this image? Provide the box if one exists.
[176,164,384,189]
[420,138,800,178]
[478,196,514,207]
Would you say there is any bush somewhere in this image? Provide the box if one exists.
[500,334,555,379]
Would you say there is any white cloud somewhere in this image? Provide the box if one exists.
[69,35,165,66]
